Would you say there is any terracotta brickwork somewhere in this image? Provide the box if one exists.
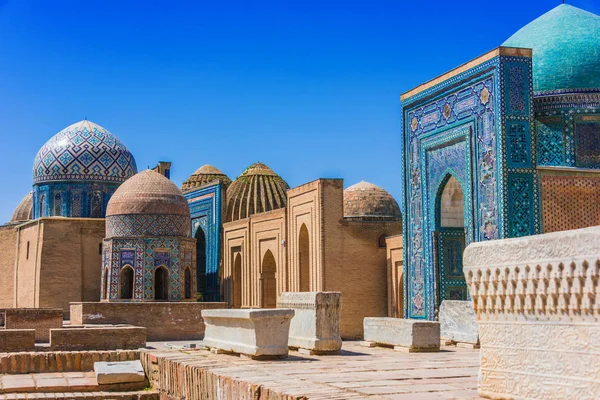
[0,350,139,374]
[70,302,227,341]
[0,329,35,352]
[0,225,17,308]
[10,218,105,313]
[49,326,146,351]
[386,235,404,318]
[3,308,63,342]
[540,170,600,232]
[222,178,402,338]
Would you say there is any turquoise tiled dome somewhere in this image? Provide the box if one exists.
[503,4,600,93]
[33,120,137,184]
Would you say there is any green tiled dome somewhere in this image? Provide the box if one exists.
[503,4,600,93]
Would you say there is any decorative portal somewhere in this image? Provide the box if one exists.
[195,228,207,296]
[261,250,277,308]
[298,224,310,292]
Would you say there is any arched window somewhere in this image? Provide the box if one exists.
[154,267,169,300]
[119,266,134,300]
[184,268,192,299]
[72,193,81,217]
[54,193,62,216]
[39,194,47,217]
[91,191,103,218]
[233,252,242,307]
[378,234,387,248]
[261,250,277,308]
[298,224,310,292]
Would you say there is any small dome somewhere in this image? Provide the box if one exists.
[11,193,33,223]
[33,120,137,184]
[106,170,191,237]
[181,164,232,192]
[225,162,289,222]
[344,181,401,221]
[502,4,600,93]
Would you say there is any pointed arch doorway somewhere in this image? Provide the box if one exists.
[433,175,469,307]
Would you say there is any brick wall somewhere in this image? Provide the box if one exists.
[50,326,146,351]
[0,329,35,352]
[540,171,600,233]
[4,308,63,342]
[0,225,17,308]
[0,350,139,374]
[70,302,228,341]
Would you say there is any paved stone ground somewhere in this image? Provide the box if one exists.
[146,340,481,399]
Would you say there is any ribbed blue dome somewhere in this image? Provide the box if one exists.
[503,4,600,93]
[33,120,137,184]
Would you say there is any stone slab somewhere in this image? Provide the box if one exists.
[439,300,479,345]
[94,360,145,385]
[277,291,342,353]
[202,309,294,358]
[363,317,440,352]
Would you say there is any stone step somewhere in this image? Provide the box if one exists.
[0,372,147,394]
[0,390,159,400]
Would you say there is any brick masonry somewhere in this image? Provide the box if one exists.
[70,302,228,341]
[0,329,35,352]
[3,308,63,342]
[50,326,146,351]
[0,350,140,374]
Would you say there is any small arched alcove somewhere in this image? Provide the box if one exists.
[154,267,169,301]
[261,250,277,308]
[298,224,310,292]
[119,266,134,300]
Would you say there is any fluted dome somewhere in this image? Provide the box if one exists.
[503,4,600,93]
[11,193,33,223]
[343,181,401,221]
[106,170,191,238]
[181,164,231,192]
[33,120,137,184]
[225,162,289,222]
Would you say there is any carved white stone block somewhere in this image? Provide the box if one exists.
[463,226,600,400]
[201,309,294,359]
[439,300,479,345]
[277,291,342,354]
[363,317,440,352]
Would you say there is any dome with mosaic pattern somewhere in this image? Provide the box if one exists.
[225,162,289,222]
[343,181,401,221]
[106,170,191,238]
[33,120,137,184]
[181,164,232,193]
[503,4,600,93]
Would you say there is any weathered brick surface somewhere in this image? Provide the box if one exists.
[0,225,17,308]
[0,350,139,374]
[0,329,35,352]
[70,302,227,341]
[50,326,146,351]
[3,308,63,342]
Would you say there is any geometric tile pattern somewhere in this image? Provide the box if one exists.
[575,119,600,168]
[33,120,137,184]
[106,214,191,238]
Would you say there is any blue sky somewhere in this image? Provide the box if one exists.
[1,0,599,222]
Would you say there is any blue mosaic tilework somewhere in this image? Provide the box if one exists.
[537,117,564,166]
[106,214,191,238]
[33,182,119,219]
[185,182,223,301]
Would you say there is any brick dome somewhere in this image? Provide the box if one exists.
[343,181,401,221]
[11,192,33,223]
[181,164,231,193]
[106,170,191,238]
[225,162,289,222]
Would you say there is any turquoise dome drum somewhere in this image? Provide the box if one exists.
[503,4,600,93]
[33,120,137,184]
[32,120,137,219]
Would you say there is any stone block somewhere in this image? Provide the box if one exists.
[202,309,294,359]
[277,292,342,354]
[439,300,479,345]
[94,360,145,385]
[363,317,440,352]
[0,329,35,352]
[50,326,146,351]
